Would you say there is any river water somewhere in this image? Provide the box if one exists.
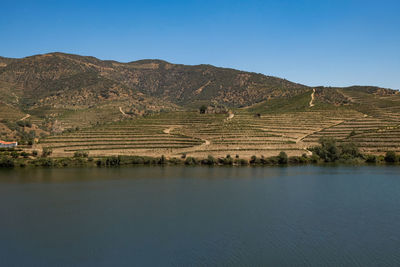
[0,166,399,266]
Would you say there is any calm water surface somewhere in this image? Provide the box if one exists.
[0,166,400,266]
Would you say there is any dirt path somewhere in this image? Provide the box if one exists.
[119,107,127,116]
[19,114,30,121]
[163,127,175,134]
[226,112,235,121]
[163,126,183,134]
[309,88,316,107]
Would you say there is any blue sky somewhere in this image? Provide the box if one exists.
[1,0,399,89]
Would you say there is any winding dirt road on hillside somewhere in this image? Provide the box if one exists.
[226,112,235,121]
[119,107,127,116]
[19,114,30,121]
[309,88,316,107]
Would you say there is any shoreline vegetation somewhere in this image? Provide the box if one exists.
[0,138,399,168]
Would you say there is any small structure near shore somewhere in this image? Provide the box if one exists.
[0,140,18,148]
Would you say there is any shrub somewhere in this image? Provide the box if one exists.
[42,147,53,157]
[107,156,121,166]
[309,154,319,163]
[185,157,198,165]
[384,151,397,163]
[202,155,216,165]
[159,155,167,164]
[339,142,362,158]
[74,150,89,158]
[234,158,248,165]
[0,156,15,168]
[312,138,340,162]
[32,158,54,167]
[348,130,356,138]
[288,156,301,164]
[168,157,182,165]
[220,156,233,165]
[20,152,29,158]
[278,152,288,164]
[264,156,279,165]
[32,150,38,157]
[199,105,207,114]
[365,155,377,163]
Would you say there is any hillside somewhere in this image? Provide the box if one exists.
[0,52,399,158]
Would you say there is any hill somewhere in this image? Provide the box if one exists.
[0,52,399,158]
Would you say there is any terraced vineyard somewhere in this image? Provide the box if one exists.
[39,104,388,158]
[302,88,400,154]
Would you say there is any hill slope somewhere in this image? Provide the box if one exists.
[0,52,399,157]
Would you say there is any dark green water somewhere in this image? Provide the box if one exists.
[0,166,400,266]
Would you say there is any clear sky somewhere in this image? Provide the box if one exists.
[1,0,399,89]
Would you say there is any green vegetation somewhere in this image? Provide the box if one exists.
[384,151,398,163]
[310,138,363,163]
[42,147,53,157]
[73,150,89,158]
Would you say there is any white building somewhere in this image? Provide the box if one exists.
[0,140,18,148]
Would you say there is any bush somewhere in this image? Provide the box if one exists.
[168,157,182,165]
[96,156,121,167]
[310,154,320,163]
[185,157,198,165]
[234,158,248,165]
[312,138,340,162]
[278,152,288,164]
[219,155,233,165]
[20,152,29,158]
[32,158,54,167]
[159,155,167,164]
[201,155,216,165]
[0,156,15,168]
[384,151,397,163]
[42,147,53,157]
[250,155,258,164]
[32,150,38,157]
[365,155,377,163]
[312,138,363,163]
[288,156,301,164]
[348,130,356,138]
[339,142,362,158]
[74,150,89,158]
[199,105,207,114]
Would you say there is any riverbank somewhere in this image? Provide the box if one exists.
[1,148,399,168]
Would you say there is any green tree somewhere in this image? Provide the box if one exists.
[199,105,207,114]
[312,138,340,162]
[278,151,288,164]
[384,151,397,163]
[42,147,53,157]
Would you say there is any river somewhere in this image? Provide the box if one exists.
[0,166,399,266]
